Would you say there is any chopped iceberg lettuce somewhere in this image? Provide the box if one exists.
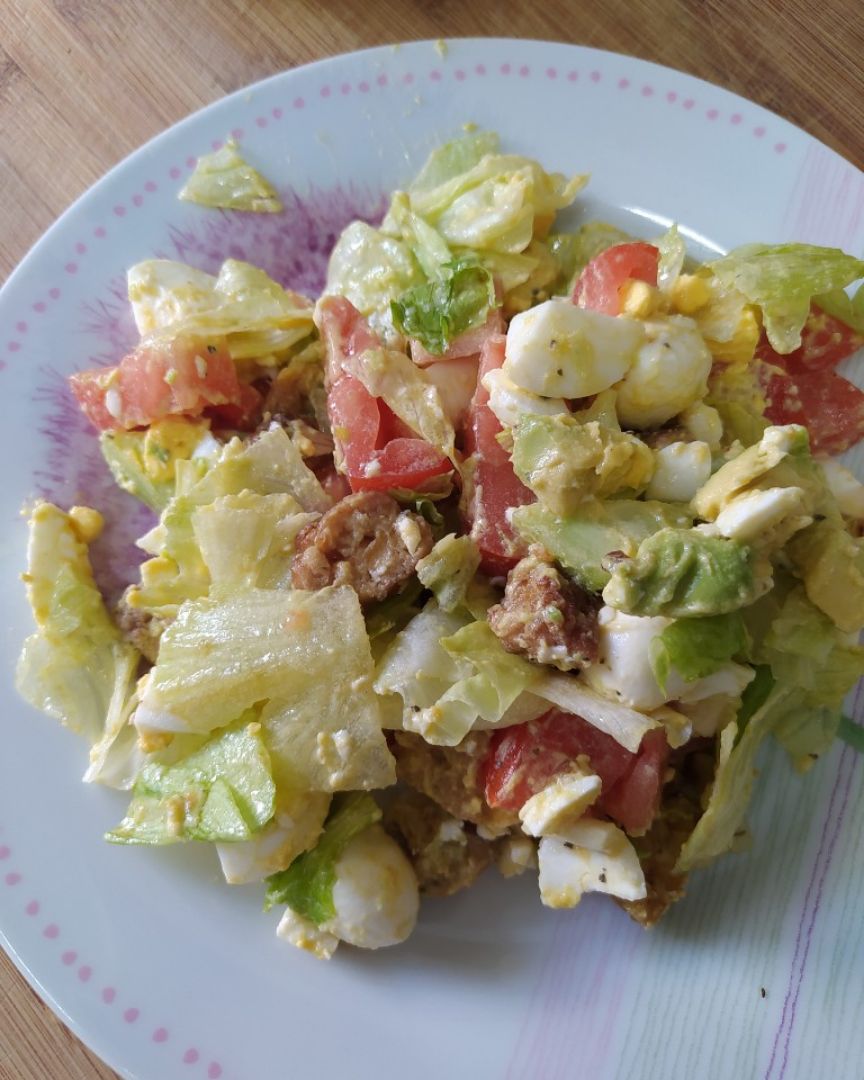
[127,258,314,369]
[415,534,481,613]
[108,713,276,845]
[137,584,395,792]
[178,139,282,213]
[786,520,864,634]
[707,243,864,354]
[264,792,382,921]
[16,503,140,745]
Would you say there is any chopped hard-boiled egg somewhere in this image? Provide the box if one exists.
[537,821,646,908]
[277,908,340,961]
[217,792,330,885]
[714,486,811,545]
[646,441,712,502]
[669,273,711,315]
[504,299,644,399]
[679,401,723,448]
[326,825,419,950]
[518,768,602,837]
[615,315,713,429]
[497,835,538,877]
[619,279,661,319]
[482,367,568,429]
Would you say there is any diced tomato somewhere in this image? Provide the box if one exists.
[763,367,864,456]
[462,334,533,576]
[317,297,454,493]
[483,709,669,835]
[69,335,243,431]
[328,375,452,493]
[205,380,263,430]
[313,462,353,503]
[410,306,506,367]
[756,305,864,374]
[572,242,660,315]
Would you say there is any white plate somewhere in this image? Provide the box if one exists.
[1,39,862,1080]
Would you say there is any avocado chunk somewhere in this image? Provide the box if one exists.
[602,526,768,617]
[511,499,692,593]
[787,520,864,634]
[511,413,655,516]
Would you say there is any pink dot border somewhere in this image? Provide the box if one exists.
[1,831,224,1075]
[2,55,791,360]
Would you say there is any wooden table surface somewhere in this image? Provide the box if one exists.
[1,1,863,1076]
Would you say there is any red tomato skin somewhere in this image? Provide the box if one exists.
[572,242,660,315]
[462,334,533,577]
[483,710,669,835]
[756,305,864,374]
[206,380,262,430]
[762,367,864,456]
[69,336,241,431]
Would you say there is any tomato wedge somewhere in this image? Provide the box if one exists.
[69,335,243,431]
[483,709,669,835]
[462,334,533,576]
[317,297,454,493]
[756,305,864,374]
[756,304,864,454]
[572,242,660,315]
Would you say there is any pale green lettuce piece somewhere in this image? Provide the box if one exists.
[707,243,864,353]
[263,792,382,920]
[129,426,329,617]
[16,503,140,745]
[511,414,655,515]
[325,220,423,328]
[650,613,748,694]
[408,149,587,255]
[546,221,634,294]
[812,283,864,334]
[390,257,497,355]
[409,131,501,193]
[381,192,453,280]
[99,421,217,512]
[138,585,395,792]
[127,258,315,368]
[511,499,693,593]
[107,713,276,845]
[192,492,316,590]
[415,534,481,613]
[603,527,764,618]
[675,686,791,872]
[655,224,686,291]
[179,139,282,213]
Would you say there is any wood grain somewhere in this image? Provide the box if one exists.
[1,1,862,1076]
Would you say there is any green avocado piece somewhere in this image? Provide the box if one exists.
[511,499,692,593]
[602,526,766,617]
[787,520,864,634]
[511,414,655,516]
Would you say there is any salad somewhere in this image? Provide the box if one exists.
[17,131,864,960]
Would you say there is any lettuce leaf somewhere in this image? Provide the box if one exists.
[415,533,481,612]
[178,139,282,213]
[138,585,396,793]
[812,284,864,334]
[127,258,314,369]
[107,713,276,845]
[650,612,749,694]
[655,224,687,291]
[675,686,790,872]
[838,715,864,753]
[409,131,501,193]
[546,221,633,294]
[707,243,864,354]
[390,257,497,356]
[263,792,381,920]
[325,221,423,336]
[128,426,329,617]
[99,421,217,512]
[16,503,140,745]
